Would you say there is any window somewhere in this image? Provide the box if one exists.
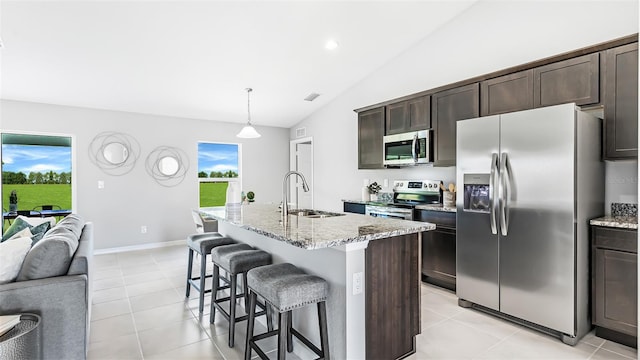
[1,133,73,213]
[198,142,240,207]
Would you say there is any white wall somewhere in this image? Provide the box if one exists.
[290,1,639,212]
[0,99,290,250]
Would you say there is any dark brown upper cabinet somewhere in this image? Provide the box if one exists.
[604,42,638,160]
[385,95,430,135]
[533,53,600,108]
[358,107,385,169]
[481,69,534,116]
[432,83,479,167]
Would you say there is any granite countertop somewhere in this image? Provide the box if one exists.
[200,204,435,250]
[590,216,638,230]
[342,199,455,213]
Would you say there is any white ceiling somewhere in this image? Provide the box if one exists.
[0,1,477,128]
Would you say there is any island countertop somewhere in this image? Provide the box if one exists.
[200,204,435,250]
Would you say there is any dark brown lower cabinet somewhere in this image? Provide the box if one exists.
[592,226,638,348]
[415,210,456,291]
[366,233,420,359]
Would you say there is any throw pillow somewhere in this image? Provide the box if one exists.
[16,232,80,281]
[7,227,33,241]
[29,221,51,245]
[1,217,31,242]
[0,237,32,284]
[17,215,56,228]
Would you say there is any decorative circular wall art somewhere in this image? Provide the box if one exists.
[145,146,189,187]
[89,132,141,176]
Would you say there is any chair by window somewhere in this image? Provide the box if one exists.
[33,205,62,211]
[191,210,218,233]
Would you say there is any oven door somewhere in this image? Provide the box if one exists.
[365,205,413,220]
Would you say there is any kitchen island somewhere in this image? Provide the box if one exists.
[201,204,435,360]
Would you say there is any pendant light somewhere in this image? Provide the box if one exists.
[236,88,261,138]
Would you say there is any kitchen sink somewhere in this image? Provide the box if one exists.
[289,209,346,219]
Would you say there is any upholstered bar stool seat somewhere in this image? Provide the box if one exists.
[185,233,236,313]
[210,243,273,347]
[245,263,330,360]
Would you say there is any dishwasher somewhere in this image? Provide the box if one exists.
[415,209,456,291]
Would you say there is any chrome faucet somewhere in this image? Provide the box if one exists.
[282,171,310,225]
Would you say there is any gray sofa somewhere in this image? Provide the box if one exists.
[0,215,93,360]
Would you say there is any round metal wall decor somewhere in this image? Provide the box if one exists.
[89,132,140,176]
[145,146,189,187]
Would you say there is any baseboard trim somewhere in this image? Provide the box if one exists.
[94,239,186,255]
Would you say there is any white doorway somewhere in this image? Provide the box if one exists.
[290,137,313,209]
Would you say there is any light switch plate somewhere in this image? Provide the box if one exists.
[98,180,104,189]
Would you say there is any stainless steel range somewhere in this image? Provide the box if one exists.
[365,180,443,220]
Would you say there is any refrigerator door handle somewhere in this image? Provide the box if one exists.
[500,152,511,236]
[489,153,499,235]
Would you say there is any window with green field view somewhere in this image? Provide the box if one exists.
[198,142,240,207]
[2,133,73,212]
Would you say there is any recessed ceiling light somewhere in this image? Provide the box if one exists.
[325,39,339,50]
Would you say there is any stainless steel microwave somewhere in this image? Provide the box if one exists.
[383,130,433,166]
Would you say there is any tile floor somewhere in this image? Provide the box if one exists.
[89,245,638,360]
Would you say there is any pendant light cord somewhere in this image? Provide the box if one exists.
[246,88,253,125]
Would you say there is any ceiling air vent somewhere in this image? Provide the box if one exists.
[304,93,320,102]
[296,127,307,138]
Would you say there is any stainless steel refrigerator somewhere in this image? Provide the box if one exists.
[455,103,604,345]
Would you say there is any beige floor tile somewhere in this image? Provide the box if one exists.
[601,339,638,359]
[87,333,142,360]
[92,286,128,304]
[209,320,279,360]
[451,308,522,340]
[93,276,125,291]
[591,347,637,360]
[123,271,163,286]
[421,308,447,330]
[133,302,194,331]
[137,317,209,357]
[94,254,119,270]
[145,338,225,359]
[129,288,183,313]
[94,268,123,281]
[580,329,606,348]
[91,298,131,321]
[420,290,464,318]
[415,318,501,359]
[90,313,136,343]
[118,262,163,275]
[125,278,174,297]
[476,327,597,359]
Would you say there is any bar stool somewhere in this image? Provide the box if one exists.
[210,243,273,347]
[185,233,236,313]
[245,263,330,360]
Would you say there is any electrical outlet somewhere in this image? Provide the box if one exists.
[353,272,363,295]
[141,226,147,234]
[98,180,104,189]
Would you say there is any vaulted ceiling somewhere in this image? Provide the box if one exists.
[0,1,477,128]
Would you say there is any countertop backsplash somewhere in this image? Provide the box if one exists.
[611,202,637,217]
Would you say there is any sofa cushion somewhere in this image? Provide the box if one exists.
[1,217,31,242]
[0,237,32,284]
[54,214,84,239]
[17,230,80,281]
